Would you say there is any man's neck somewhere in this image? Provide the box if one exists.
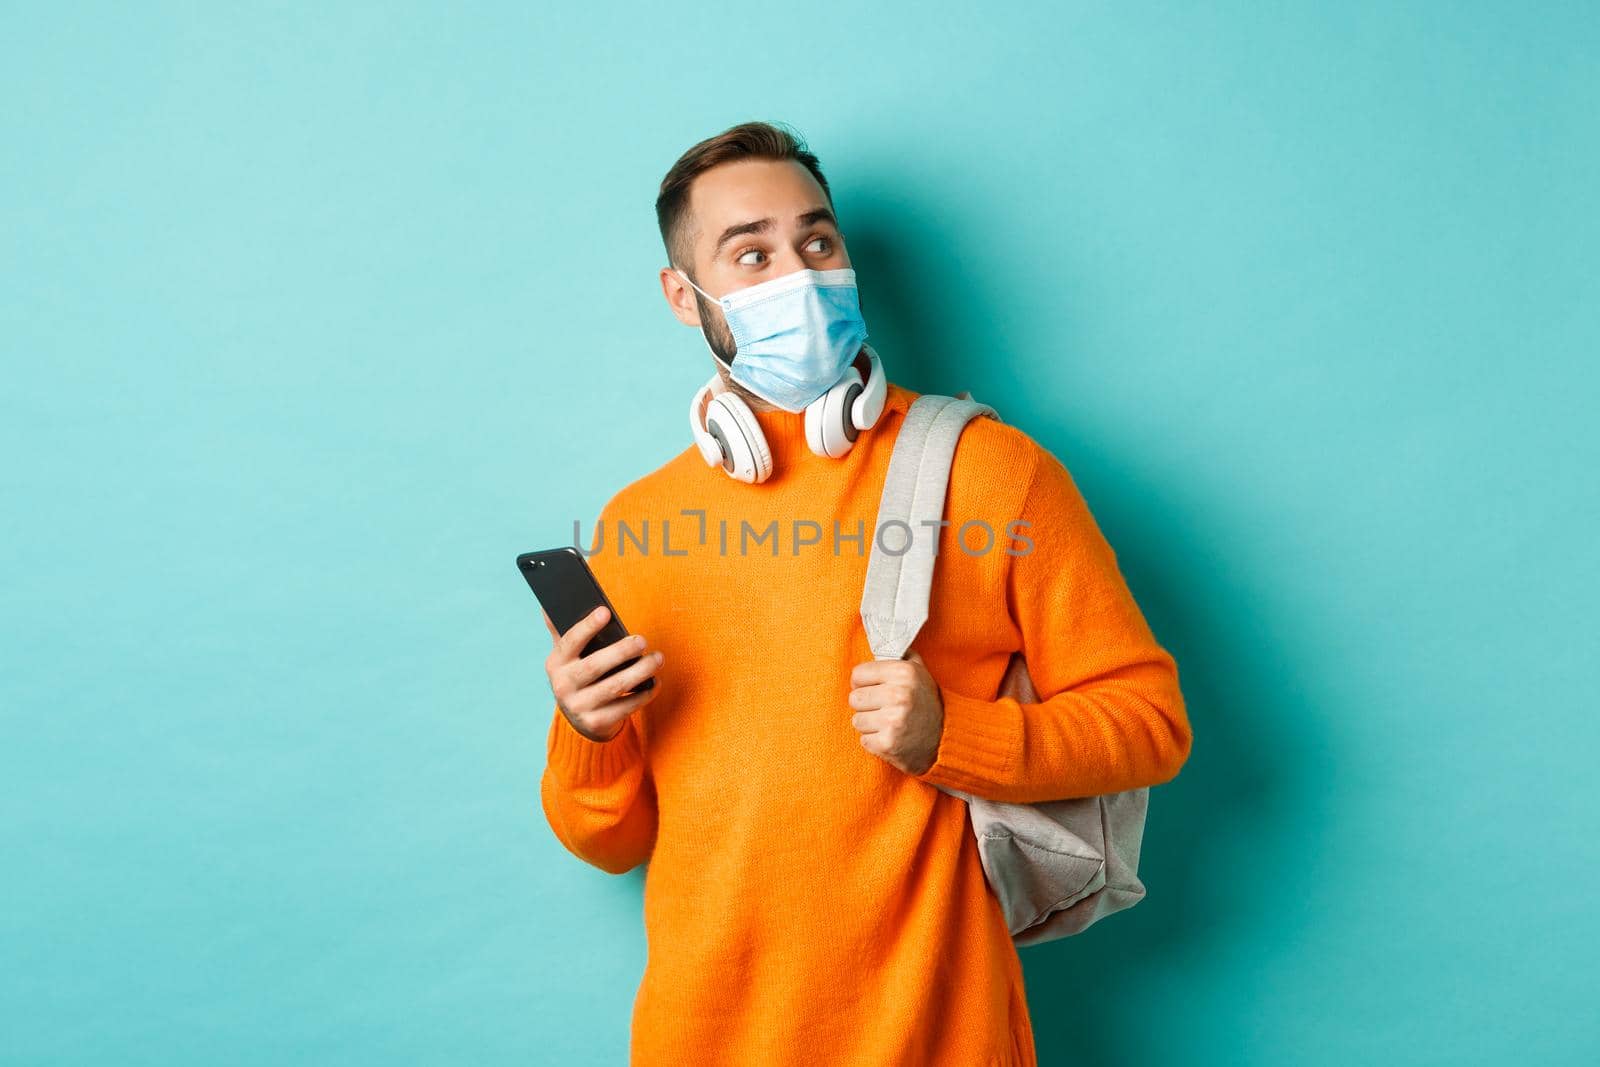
[716,369,784,413]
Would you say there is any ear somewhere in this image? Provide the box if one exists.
[660,266,704,328]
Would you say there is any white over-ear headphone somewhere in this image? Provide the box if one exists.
[688,344,888,484]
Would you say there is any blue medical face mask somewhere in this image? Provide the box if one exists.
[676,266,870,413]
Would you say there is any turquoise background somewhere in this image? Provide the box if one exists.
[3,2,1595,1064]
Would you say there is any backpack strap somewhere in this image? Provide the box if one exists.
[860,393,1000,660]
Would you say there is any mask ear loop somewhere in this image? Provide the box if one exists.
[679,269,736,369]
[677,268,721,305]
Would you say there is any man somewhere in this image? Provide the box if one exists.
[538,120,1192,1066]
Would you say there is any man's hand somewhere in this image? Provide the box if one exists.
[848,648,944,776]
[543,606,663,742]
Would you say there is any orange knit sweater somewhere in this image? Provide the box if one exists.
[540,381,1191,1066]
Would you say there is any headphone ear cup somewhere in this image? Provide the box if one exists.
[706,392,773,483]
[806,368,864,459]
[851,344,888,431]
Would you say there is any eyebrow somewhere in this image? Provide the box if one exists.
[712,207,838,259]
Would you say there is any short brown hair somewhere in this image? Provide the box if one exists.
[655,120,834,274]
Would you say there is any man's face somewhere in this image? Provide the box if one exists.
[661,158,853,380]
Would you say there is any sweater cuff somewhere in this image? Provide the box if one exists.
[546,708,645,787]
[913,685,1025,794]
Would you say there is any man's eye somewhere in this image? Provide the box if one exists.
[808,236,832,253]
[737,249,766,266]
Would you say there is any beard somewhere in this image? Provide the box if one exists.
[691,290,738,367]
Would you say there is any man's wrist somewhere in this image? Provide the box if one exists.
[560,707,626,744]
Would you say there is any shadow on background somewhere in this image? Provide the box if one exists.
[846,176,1326,1064]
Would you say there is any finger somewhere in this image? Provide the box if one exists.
[555,605,611,661]
[577,648,665,707]
[575,686,660,740]
[570,633,652,688]
[847,681,903,712]
[606,647,665,694]
[592,678,661,720]
[850,710,882,734]
[849,657,907,688]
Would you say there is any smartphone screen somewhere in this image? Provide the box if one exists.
[516,546,654,692]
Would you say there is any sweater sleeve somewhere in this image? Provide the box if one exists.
[537,506,659,875]
[541,709,658,874]
[912,445,1192,804]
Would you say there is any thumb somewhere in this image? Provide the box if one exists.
[904,648,925,664]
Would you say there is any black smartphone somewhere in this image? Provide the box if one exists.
[516,546,654,693]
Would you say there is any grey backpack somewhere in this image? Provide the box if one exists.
[859,392,1150,946]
